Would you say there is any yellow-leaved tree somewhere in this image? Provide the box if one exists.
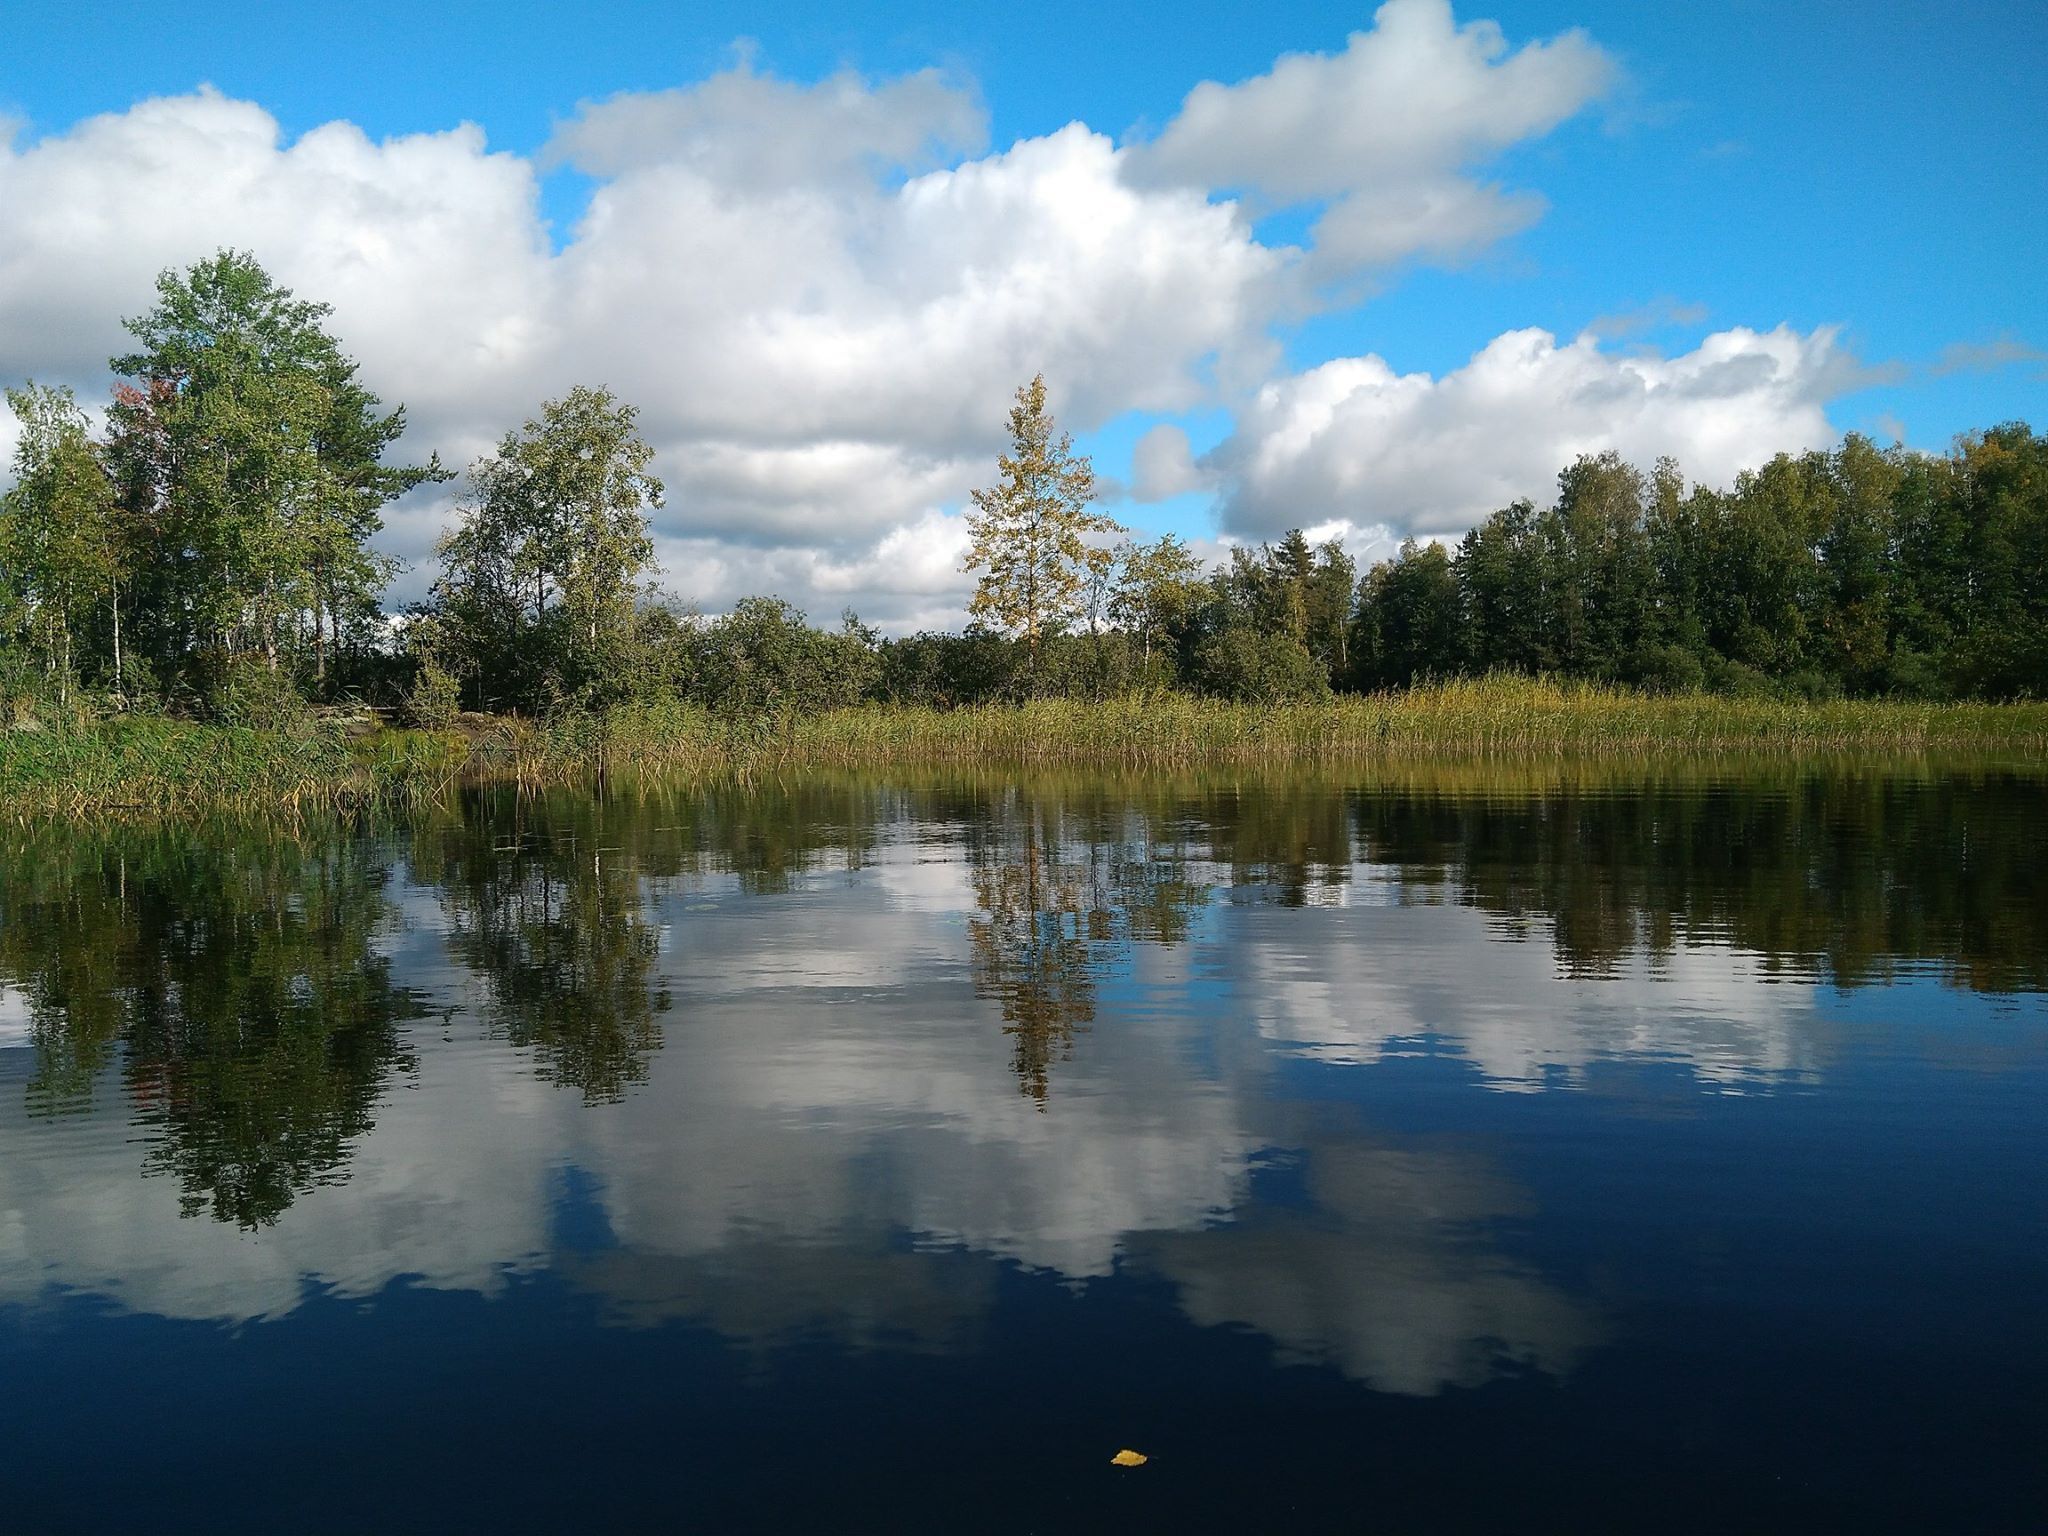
[962,375,1122,685]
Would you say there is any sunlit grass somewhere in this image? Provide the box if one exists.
[5,678,2045,817]
[751,679,2048,767]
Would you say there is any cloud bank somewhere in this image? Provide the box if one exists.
[1214,323,1861,542]
[0,4,1862,627]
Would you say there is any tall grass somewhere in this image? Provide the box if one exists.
[0,716,468,818]
[750,679,2048,769]
[5,678,2045,818]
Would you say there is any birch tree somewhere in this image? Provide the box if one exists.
[1,384,121,704]
[962,376,1121,681]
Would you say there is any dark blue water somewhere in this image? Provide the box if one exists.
[1,767,2043,1533]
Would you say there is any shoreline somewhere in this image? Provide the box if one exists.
[6,679,2047,819]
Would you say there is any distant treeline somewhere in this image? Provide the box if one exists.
[3,249,2044,732]
[1351,431,2048,701]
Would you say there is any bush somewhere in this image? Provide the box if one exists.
[1704,656,1777,699]
[1191,626,1330,703]
[691,598,879,717]
[1780,668,1842,702]
[208,656,313,731]
[874,630,1021,707]
[406,659,461,730]
[1630,643,1708,695]
[1880,647,1946,700]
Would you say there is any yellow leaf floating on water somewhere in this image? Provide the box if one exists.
[1110,1449,1148,1468]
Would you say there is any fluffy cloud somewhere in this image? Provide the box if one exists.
[543,60,987,185]
[0,88,551,434]
[0,16,1868,628]
[1212,323,1861,542]
[548,114,1279,542]
[1126,0,1614,275]
[0,73,1282,626]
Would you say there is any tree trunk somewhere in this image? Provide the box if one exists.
[313,566,327,684]
[111,581,123,706]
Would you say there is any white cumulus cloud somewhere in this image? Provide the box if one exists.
[0,73,1283,627]
[1125,0,1615,275]
[1211,324,1862,542]
[0,18,1877,628]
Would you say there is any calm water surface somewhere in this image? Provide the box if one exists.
[1,765,2043,1533]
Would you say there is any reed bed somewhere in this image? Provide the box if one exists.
[753,680,2048,769]
[5,679,2045,819]
[0,716,468,818]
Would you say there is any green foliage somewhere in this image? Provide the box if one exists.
[104,250,441,693]
[962,375,1123,677]
[433,385,661,711]
[1630,642,1708,695]
[1,383,121,705]
[685,598,880,717]
[1191,625,1332,702]
[3,258,2044,768]
[1110,534,1207,670]
[407,660,462,730]
[1349,427,2048,701]
[7,677,2046,818]
[1351,539,1463,687]
[874,628,1025,707]
[208,656,314,732]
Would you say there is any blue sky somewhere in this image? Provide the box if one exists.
[1,0,2042,623]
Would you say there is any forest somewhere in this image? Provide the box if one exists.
[3,250,2045,740]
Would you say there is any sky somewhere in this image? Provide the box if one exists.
[1,0,2042,630]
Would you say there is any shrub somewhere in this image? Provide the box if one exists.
[209,657,313,731]
[1630,643,1708,695]
[406,659,461,730]
[1191,626,1330,702]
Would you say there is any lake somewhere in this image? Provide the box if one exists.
[1,763,2043,1533]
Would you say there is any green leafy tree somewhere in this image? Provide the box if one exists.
[1305,538,1358,681]
[962,375,1122,684]
[105,250,440,692]
[1109,533,1206,670]
[1353,539,1464,687]
[1813,434,1903,689]
[1457,499,1548,674]
[1,384,122,705]
[435,386,662,708]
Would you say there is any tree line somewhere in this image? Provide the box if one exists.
[4,250,2043,726]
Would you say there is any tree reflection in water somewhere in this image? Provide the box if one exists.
[963,787,1208,1104]
[413,800,671,1105]
[0,824,418,1227]
[2,759,2039,1234]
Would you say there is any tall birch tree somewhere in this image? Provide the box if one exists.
[962,376,1121,681]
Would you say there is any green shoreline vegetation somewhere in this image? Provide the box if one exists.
[6,682,2047,819]
[4,251,2046,817]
